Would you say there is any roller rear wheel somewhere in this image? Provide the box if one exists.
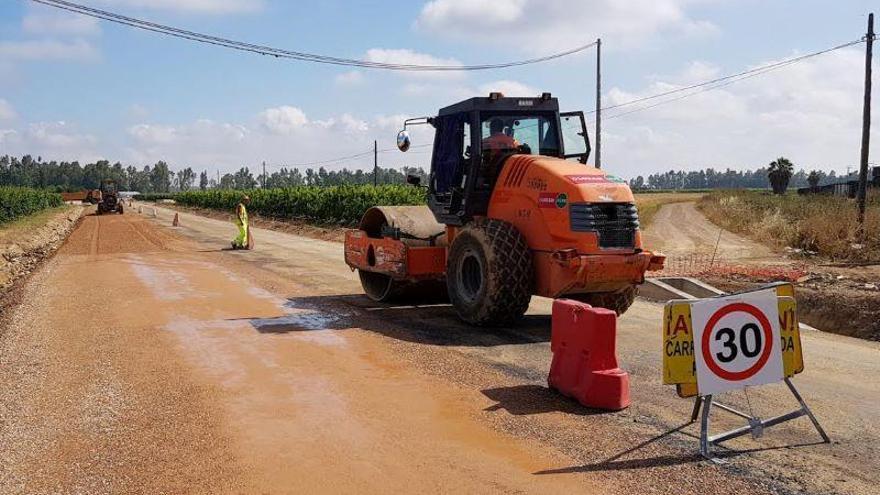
[446,219,533,326]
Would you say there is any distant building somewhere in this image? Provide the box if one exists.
[797,167,880,197]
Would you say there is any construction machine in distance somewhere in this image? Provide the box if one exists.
[84,188,101,205]
[96,179,124,215]
[344,93,665,325]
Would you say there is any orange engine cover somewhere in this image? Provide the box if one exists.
[487,155,660,297]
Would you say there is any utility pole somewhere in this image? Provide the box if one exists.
[373,140,378,186]
[595,38,602,169]
[857,13,874,236]
[216,170,220,189]
[262,161,267,188]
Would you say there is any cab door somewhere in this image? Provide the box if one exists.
[560,111,591,164]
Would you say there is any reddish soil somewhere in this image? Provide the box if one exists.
[0,213,595,494]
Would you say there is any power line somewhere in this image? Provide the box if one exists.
[257,142,431,172]
[31,0,597,71]
[591,38,865,118]
[603,60,799,122]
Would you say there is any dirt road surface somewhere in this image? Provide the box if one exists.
[1,206,878,494]
[642,201,774,262]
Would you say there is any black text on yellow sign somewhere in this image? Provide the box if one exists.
[662,283,804,397]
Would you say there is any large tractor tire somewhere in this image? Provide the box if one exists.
[446,219,533,326]
[568,285,638,315]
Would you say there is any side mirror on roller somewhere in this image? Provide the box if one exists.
[397,130,411,152]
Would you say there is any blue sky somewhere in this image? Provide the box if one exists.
[1,0,878,179]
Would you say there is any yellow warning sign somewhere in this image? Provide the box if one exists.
[663,283,804,398]
[778,296,804,376]
[662,302,696,385]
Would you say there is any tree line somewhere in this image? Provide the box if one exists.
[0,155,428,192]
[0,153,855,193]
[630,163,855,191]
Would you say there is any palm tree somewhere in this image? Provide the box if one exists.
[768,157,794,194]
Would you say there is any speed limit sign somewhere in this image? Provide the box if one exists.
[691,289,784,395]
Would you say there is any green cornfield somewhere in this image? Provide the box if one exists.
[0,187,64,224]
[175,185,426,224]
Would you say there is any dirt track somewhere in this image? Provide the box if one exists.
[1,207,878,494]
[642,201,773,261]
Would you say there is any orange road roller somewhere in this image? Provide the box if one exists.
[345,93,664,325]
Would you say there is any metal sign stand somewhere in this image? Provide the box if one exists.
[690,377,830,462]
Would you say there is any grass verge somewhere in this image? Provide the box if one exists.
[697,190,880,260]
[0,206,73,245]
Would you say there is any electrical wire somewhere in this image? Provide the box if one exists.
[30,0,597,71]
[260,142,431,171]
[592,38,865,118]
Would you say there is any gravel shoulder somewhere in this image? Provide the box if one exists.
[0,205,84,292]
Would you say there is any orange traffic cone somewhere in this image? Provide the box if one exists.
[172,212,180,227]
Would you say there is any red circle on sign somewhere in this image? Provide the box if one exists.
[701,302,773,381]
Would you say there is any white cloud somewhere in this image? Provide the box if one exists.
[601,47,878,176]
[129,124,178,144]
[416,0,718,52]
[96,0,263,14]
[476,80,540,97]
[23,12,101,36]
[16,47,875,180]
[365,48,464,79]
[420,0,527,27]
[334,70,365,86]
[259,106,309,135]
[4,121,103,162]
[373,114,410,130]
[0,99,16,121]
[114,108,435,172]
[0,38,98,62]
[129,119,247,145]
[400,78,541,102]
[318,114,369,134]
[27,121,97,149]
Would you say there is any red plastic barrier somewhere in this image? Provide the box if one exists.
[548,299,630,410]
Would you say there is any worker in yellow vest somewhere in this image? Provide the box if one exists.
[232,195,250,250]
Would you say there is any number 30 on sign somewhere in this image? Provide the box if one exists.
[691,289,785,395]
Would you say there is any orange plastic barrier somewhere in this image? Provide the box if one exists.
[548,299,630,410]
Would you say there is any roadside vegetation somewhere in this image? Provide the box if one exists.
[165,187,702,229]
[0,187,63,225]
[698,190,880,260]
[175,185,426,225]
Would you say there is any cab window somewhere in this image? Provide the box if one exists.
[480,115,559,156]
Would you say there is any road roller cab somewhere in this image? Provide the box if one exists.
[344,93,664,325]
